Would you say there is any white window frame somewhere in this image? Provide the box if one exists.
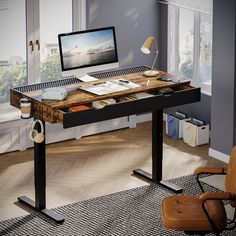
[73,0,86,31]
[167,4,212,96]
[0,0,86,118]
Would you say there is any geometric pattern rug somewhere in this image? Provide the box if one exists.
[0,174,235,236]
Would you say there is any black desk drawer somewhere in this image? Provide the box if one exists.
[63,101,136,128]
[62,86,200,128]
[135,86,200,113]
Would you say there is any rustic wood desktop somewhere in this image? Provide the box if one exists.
[10,66,200,223]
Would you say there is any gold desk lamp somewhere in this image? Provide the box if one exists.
[141,36,159,77]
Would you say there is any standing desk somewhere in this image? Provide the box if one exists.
[10,66,200,223]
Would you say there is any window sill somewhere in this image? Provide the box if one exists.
[0,103,23,123]
[0,110,22,123]
[190,82,211,96]
[201,90,211,96]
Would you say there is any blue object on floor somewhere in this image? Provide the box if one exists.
[167,115,179,139]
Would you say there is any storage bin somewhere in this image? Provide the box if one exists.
[166,111,190,139]
[183,118,209,147]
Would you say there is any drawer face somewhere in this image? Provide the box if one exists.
[159,87,201,109]
[63,100,136,128]
[63,87,200,128]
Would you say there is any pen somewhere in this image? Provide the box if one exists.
[94,82,106,85]
[119,80,129,83]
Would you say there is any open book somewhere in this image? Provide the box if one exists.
[80,79,140,95]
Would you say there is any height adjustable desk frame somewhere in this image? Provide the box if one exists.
[10,66,201,223]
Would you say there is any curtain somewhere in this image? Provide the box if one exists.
[0,0,9,11]
[159,0,213,14]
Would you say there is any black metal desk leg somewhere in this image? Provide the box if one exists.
[133,110,182,193]
[18,120,64,223]
[34,123,46,211]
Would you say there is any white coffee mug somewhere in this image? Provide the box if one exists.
[20,98,31,118]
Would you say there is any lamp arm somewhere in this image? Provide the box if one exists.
[151,51,158,71]
[151,40,159,71]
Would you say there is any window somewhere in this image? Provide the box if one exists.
[39,0,72,82]
[199,13,212,92]
[0,0,86,115]
[0,0,27,105]
[178,8,194,79]
[167,1,213,95]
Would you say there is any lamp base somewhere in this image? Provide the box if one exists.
[143,70,159,77]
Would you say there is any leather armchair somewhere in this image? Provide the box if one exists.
[162,146,236,236]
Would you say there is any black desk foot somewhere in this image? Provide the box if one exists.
[133,169,183,193]
[18,196,65,223]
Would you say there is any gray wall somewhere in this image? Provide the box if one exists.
[210,0,236,155]
[87,0,160,68]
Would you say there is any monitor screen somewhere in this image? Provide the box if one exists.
[58,26,119,77]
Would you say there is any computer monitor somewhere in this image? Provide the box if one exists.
[58,26,119,77]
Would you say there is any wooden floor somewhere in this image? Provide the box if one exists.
[0,122,226,221]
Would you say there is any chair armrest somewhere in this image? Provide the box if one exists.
[199,192,233,232]
[194,167,225,175]
[199,192,232,201]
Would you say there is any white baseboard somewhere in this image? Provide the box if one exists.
[136,112,167,124]
[0,119,30,153]
[163,113,167,121]
[46,123,76,144]
[81,117,129,137]
[128,115,137,128]
[136,113,152,123]
[208,148,230,163]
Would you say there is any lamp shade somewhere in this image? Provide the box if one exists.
[141,36,154,54]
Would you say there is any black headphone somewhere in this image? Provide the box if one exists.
[29,119,45,143]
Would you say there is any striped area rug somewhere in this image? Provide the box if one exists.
[0,174,235,236]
